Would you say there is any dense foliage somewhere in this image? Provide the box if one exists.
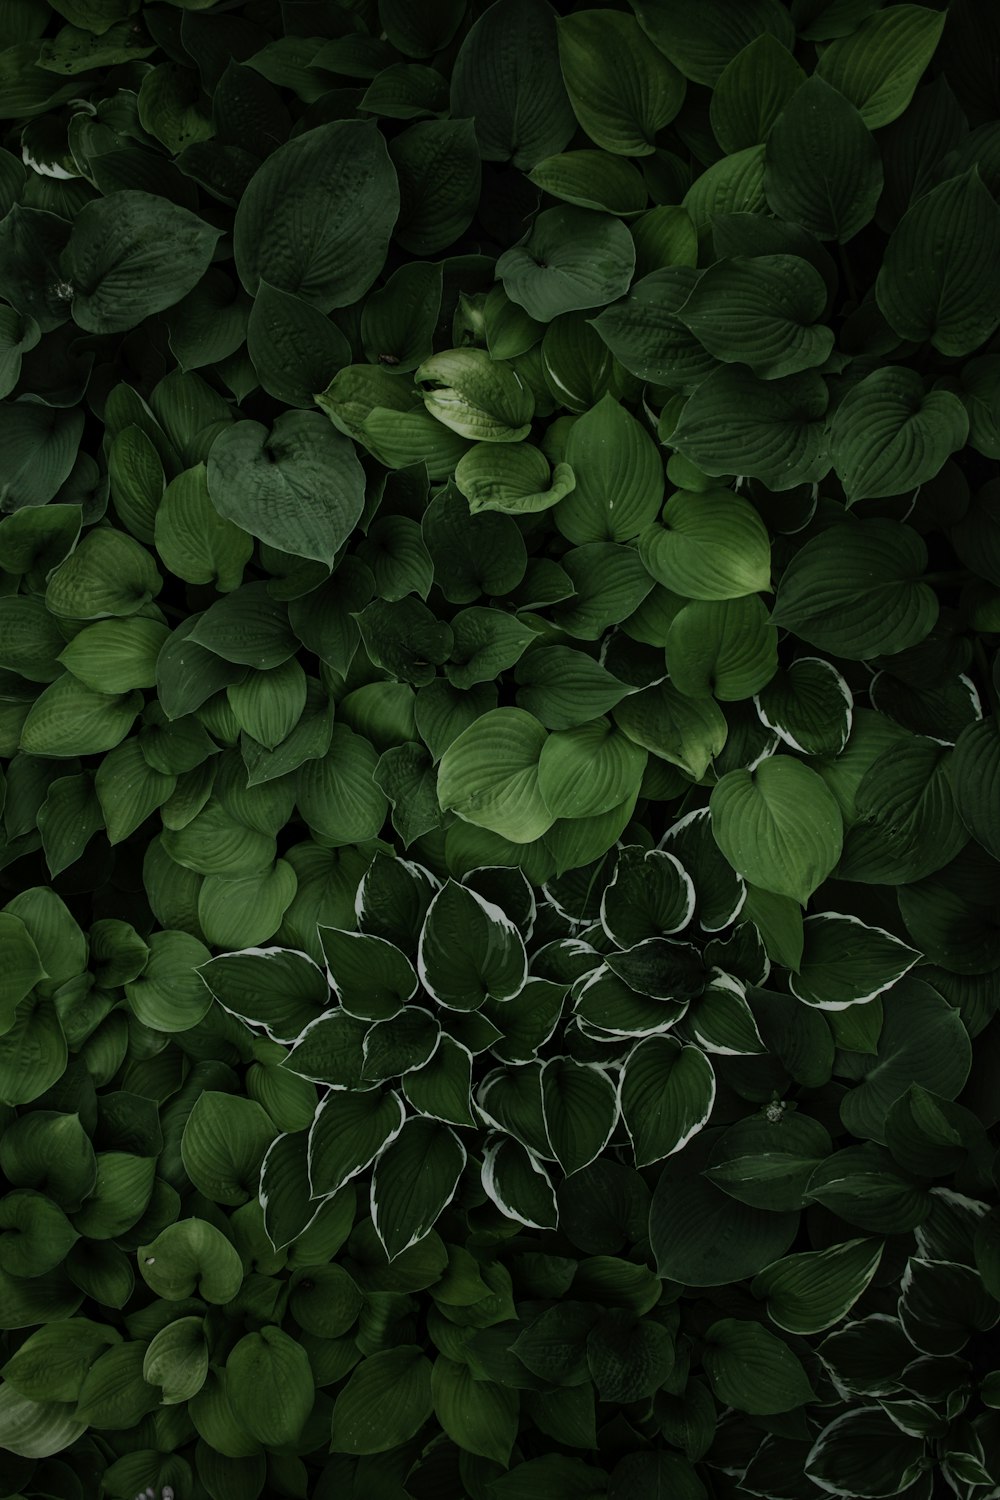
[1,0,1000,1496]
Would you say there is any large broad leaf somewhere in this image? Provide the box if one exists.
[951,717,1000,861]
[537,719,647,820]
[449,0,575,169]
[751,1238,884,1334]
[432,1355,518,1465]
[206,412,365,567]
[764,77,883,243]
[590,268,717,389]
[225,1327,314,1448]
[814,4,947,129]
[878,169,1000,358]
[19,676,142,759]
[772,521,938,659]
[649,1173,799,1286]
[664,597,779,701]
[639,488,771,599]
[702,1319,815,1415]
[233,120,399,310]
[837,978,973,1145]
[557,395,663,544]
[330,1346,433,1455]
[830,366,968,502]
[670,366,831,491]
[308,1089,405,1199]
[415,348,534,442]
[556,9,685,156]
[481,1136,559,1229]
[437,707,553,844]
[756,657,853,758]
[181,1092,277,1207]
[390,119,482,255]
[710,756,843,904]
[541,1056,618,1175]
[630,0,795,86]
[676,255,833,379]
[805,1408,928,1498]
[710,34,807,153]
[371,1117,467,1259]
[497,206,636,323]
[618,1036,715,1166]
[614,678,728,782]
[789,914,920,1009]
[516,646,634,731]
[62,191,220,334]
[417,879,527,1009]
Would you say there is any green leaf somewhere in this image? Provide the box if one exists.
[188,583,296,669]
[541,1056,618,1175]
[155,461,253,592]
[75,1340,159,1429]
[46,527,161,620]
[877,169,1000,357]
[665,596,778,701]
[415,348,534,442]
[804,1409,927,1498]
[790,914,920,1009]
[437,707,553,844]
[417,878,527,1009]
[455,441,576,517]
[330,1346,433,1454]
[703,1318,815,1415]
[764,77,882,243]
[361,260,442,373]
[649,1173,799,1286]
[952,718,1000,860]
[0,1317,119,1404]
[815,4,947,128]
[318,926,416,1022]
[556,395,663,544]
[710,757,844,904]
[371,1116,467,1259]
[587,1309,674,1402]
[631,0,795,86]
[772,521,939,659]
[432,1355,518,1464]
[618,1036,715,1166]
[18,675,142,759]
[551,542,655,640]
[481,1135,558,1229]
[143,1315,208,1405]
[755,657,853,757]
[0,306,39,400]
[590,267,715,388]
[0,403,84,514]
[556,8,685,156]
[225,1326,314,1447]
[449,0,575,169]
[678,255,832,379]
[207,412,365,567]
[830,366,968,502]
[197,862,298,949]
[0,913,45,1030]
[671,367,830,491]
[247,280,351,408]
[181,1092,277,1206]
[516,646,633,731]
[710,34,806,153]
[837,978,973,1145]
[389,118,482,256]
[234,120,399,310]
[536,718,646,820]
[639,488,771,599]
[751,1238,884,1334]
[614,679,728,781]
[0,1189,77,1275]
[308,1089,406,1198]
[497,206,636,323]
[528,151,648,215]
[0,1384,87,1459]
[63,190,220,334]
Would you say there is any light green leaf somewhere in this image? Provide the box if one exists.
[516,645,634,731]
[18,675,143,759]
[416,347,534,442]
[639,488,771,599]
[613,678,728,781]
[710,756,843,904]
[46,527,162,620]
[234,120,399,309]
[143,1316,208,1405]
[815,4,947,128]
[455,441,576,517]
[551,542,655,640]
[771,520,939,659]
[63,190,220,334]
[181,1092,277,1206]
[537,718,647,820]
[155,461,251,593]
[764,77,882,243]
[437,707,554,844]
[197,862,298,949]
[296,723,388,844]
[556,9,685,156]
[703,1318,815,1415]
[371,1116,467,1259]
[0,1384,87,1458]
[876,169,1000,357]
[557,394,663,544]
[665,596,779,701]
[497,205,636,323]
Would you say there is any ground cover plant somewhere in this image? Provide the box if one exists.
[0,0,1000,1495]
